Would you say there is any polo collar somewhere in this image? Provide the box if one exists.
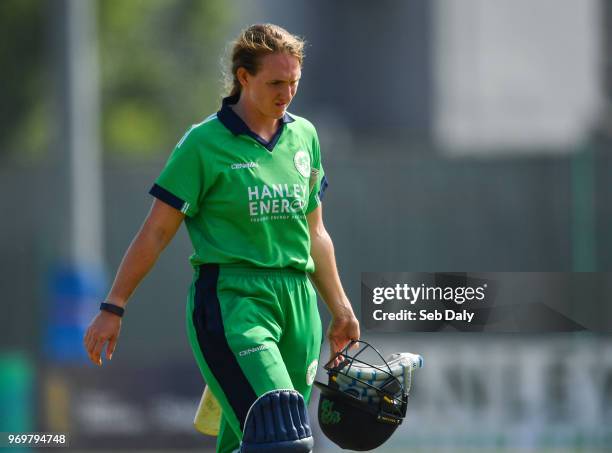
[217,93,294,151]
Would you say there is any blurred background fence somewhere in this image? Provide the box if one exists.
[1,0,611,451]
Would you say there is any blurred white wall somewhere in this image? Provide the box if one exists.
[433,0,603,153]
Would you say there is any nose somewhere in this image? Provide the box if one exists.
[282,83,294,101]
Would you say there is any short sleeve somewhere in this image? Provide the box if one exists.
[305,127,328,215]
[149,128,203,217]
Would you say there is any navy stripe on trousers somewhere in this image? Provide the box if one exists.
[192,263,258,430]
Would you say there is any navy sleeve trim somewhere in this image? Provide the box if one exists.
[149,183,186,212]
[318,176,329,201]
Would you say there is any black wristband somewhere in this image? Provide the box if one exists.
[100,302,125,317]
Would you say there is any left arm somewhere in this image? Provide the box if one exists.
[307,205,360,365]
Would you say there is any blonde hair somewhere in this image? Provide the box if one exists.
[225,24,305,97]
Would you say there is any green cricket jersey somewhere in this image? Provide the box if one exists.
[149,94,328,272]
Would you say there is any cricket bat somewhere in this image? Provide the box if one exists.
[193,385,222,436]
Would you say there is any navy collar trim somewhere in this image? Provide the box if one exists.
[217,94,294,151]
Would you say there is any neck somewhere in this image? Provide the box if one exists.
[232,95,279,140]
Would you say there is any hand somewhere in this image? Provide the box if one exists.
[83,310,122,366]
[327,312,360,368]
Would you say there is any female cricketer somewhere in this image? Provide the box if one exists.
[83,23,360,453]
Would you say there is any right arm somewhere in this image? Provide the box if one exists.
[83,199,185,366]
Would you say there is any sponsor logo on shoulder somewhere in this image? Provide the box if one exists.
[239,344,269,356]
[231,162,259,170]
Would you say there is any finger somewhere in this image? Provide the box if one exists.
[332,354,345,368]
[92,337,106,366]
[328,347,338,367]
[85,333,97,362]
[87,337,99,365]
[86,346,97,366]
[83,330,92,358]
[327,350,336,363]
[329,355,339,368]
[106,337,117,360]
[84,330,92,350]
[329,347,345,368]
[330,341,340,357]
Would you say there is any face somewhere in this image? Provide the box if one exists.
[238,52,301,120]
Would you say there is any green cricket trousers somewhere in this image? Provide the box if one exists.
[186,263,323,453]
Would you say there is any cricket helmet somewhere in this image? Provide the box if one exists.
[314,339,423,451]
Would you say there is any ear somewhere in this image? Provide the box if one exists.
[236,67,250,89]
